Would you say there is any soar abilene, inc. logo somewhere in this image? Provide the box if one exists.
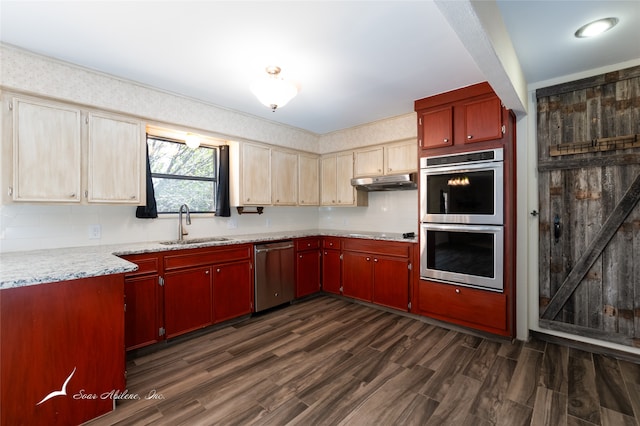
[35,367,164,406]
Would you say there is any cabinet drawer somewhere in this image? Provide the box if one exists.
[322,237,341,250]
[342,238,410,258]
[120,254,159,277]
[164,244,252,271]
[295,237,320,251]
[417,280,507,332]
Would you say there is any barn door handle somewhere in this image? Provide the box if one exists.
[554,215,561,243]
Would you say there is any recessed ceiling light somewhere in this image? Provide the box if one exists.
[574,17,619,38]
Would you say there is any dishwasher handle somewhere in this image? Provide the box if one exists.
[255,244,294,254]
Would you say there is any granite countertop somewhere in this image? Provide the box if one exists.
[0,229,417,289]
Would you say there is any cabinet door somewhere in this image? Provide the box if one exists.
[419,106,453,150]
[342,251,373,302]
[272,149,298,205]
[12,97,82,202]
[320,155,337,205]
[213,261,253,323]
[164,266,213,338]
[464,96,502,144]
[296,249,321,298]
[372,256,410,311]
[384,141,417,175]
[242,143,271,205]
[336,152,354,205]
[354,146,384,177]
[321,248,341,295]
[124,275,161,351]
[298,153,319,205]
[87,112,144,203]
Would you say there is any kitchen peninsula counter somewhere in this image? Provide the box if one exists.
[0,229,417,289]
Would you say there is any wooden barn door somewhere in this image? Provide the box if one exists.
[536,66,640,348]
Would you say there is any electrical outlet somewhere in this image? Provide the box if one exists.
[89,224,101,239]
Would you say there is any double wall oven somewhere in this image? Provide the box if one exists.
[420,148,504,291]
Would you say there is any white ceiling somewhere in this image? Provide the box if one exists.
[1,1,638,135]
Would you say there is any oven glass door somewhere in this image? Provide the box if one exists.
[421,161,503,224]
[420,223,504,291]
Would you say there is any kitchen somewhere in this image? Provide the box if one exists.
[1,1,640,425]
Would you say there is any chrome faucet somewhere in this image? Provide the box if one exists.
[178,204,191,241]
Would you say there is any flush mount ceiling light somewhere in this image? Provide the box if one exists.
[574,17,619,38]
[251,66,298,112]
[184,133,200,149]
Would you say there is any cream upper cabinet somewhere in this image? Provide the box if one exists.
[87,111,144,204]
[320,155,337,205]
[384,140,417,174]
[3,94,146,205]
[336,152,356,205]
[353,146,384,177]
[271,148,297,205]
[298,153,319,206]
[353,141,417,178]
[9,96,83,202]
[320,151,367,207]
[229,142,271,206]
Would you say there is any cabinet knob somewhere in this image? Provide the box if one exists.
[444,138,449,143]
[307,243,311,246]
[216,268,220,273]
[329,242,333,246]
[366,257,370,261]
[299,254,303,258]
[130,195,136,200]
[467,135,473,140]
[374,258,378,262]
[276,199,280,202]
[455,288,460,294]
[205,270,210,275]
[70,193,76,198]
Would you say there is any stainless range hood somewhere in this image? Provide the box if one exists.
[350,173,418,191]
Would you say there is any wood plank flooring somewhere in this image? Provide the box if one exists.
[85,296,640,426]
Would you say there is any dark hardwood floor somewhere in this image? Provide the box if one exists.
[86,295,640,426]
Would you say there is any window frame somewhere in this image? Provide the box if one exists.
[146,135,219,215]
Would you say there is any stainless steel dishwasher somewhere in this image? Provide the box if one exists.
[254,240,295,312]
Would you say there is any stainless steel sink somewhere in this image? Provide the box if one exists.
[159,237,231,245]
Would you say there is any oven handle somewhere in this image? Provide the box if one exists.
[422,223,503,232]
[421,161,501,175]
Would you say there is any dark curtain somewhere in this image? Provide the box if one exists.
[215,145,231,217]
[136,143,158,218]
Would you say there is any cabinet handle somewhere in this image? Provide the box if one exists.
[7,186,13,196]
[455,288,460,294]
[467,135,473,140]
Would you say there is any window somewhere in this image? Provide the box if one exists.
[147,136,218,214]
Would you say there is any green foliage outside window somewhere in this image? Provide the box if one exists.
[147,137,217,213]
